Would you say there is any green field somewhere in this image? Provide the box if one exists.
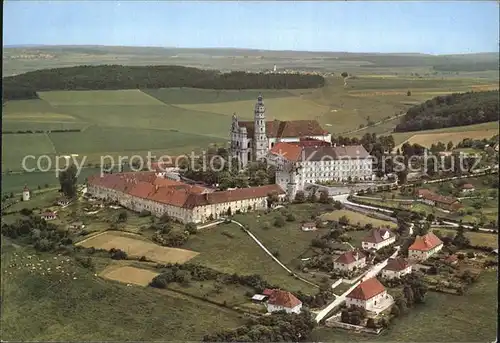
[432,228,498,248]
[183,221,316,294]
[312,270,498,342]
[1,241,245,341]
[320,209,397,229]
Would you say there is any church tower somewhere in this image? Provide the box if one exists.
[253,93,268,162]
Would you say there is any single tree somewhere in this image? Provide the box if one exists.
[59,164,78,198]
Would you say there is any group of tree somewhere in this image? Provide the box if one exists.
[3,65,325,101]
[1,215,72,252]
[150,263,276,294]
[202,311,317,342]
[395,91,498,132]
[179,147,276,190]
[59,164,78,199]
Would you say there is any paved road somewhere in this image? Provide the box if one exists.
[314,238,404,323]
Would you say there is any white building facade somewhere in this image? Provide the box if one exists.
[361,229,396,251]
[269,143,373,201]
[87,173,285,224]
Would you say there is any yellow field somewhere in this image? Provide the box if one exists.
[99,265,160,286]
[174,97,329,121]
[394,128,499,151]
[320,209,396,229]
[75,231,199,264]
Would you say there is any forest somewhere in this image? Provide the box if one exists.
[394,90,499,132]
[2,65,325,101]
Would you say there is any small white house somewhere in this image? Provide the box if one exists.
[334,251,366,271]
[266,289,302,314]
[22,185,31,202]
[301,222,317,231]
[346,277,393,314]
[361,228,396,251]
[460,183,475,193]
[57,197,72,207]
[382,258,412,279]
[41,211,57,221]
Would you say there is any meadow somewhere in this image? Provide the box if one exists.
[320,209,397,229]
[432,228,498,248]
[183,221,316,294]
[1,241,245,341]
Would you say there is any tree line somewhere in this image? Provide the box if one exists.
[395,90,498,132]
[2,65,325,101]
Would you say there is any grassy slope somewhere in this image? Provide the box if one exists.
[312,271,498,342]
[183,221,316,294]
[1,241,245,341]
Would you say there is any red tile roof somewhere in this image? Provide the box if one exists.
[461,183,474,189]
[238,120,328,138]
[262,289,274,296]
[267,289,302,308]
[362,228,395,244]
[335,250,366,264]
[88,173,284,209]
[409,232,443,252]
[384,258,410,271]
[416,189,459,205]
[347,278,386,300]
[269,142,303,162]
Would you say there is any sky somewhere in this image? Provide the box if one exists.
[3,1,499,54]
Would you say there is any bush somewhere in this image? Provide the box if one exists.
[185,222,197,234]
[109,248,128,260]
[138,210,151,217]
[20,208,33,216]
[274,216,285,227]
[286,213,296,222]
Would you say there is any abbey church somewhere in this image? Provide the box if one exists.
[230,94,332,167]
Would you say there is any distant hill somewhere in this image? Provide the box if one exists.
[2,64,325,101]
[3,45,499,77]
[394,90,499,132]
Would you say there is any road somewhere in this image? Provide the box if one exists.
[230,219,319,289]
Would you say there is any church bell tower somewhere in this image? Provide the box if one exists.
[253,93,268,162]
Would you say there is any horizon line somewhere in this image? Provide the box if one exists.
[3,44,499,56]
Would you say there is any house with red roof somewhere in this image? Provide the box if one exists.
[460,183,475,194]
[334,250,366,271]
[361,228,396,251]
[415,189,462,212]
[41,211,57,221]
[265,289,302,314]
[381,258,412,279]
[408,232,443,261]
[345,278,393,313]
[87,172,286,224]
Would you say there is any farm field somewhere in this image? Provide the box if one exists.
[392,121,499,148]
[320,209,397,229]
[99,265,160,286]
[183,222,316,294]
[1,241,245,341]
[312,271,497,342]
[432,228,498,248]
[75,231,199,264]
